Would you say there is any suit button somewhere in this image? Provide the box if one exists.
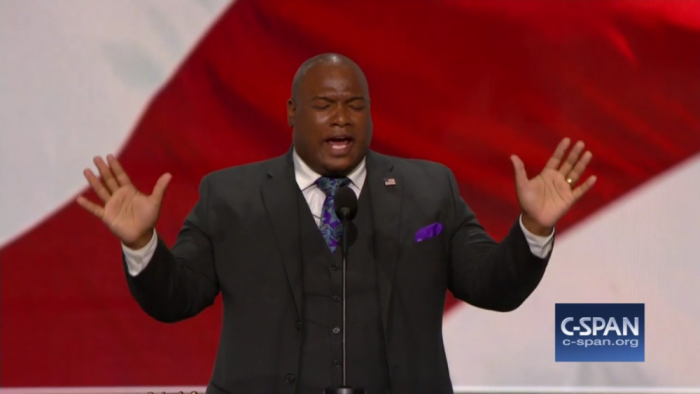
[332,327,341,334]
[333,359,342,368]
[296,320,302,330]
[285,373,296,384]
[331,264,339,271]
[332,295,341,302]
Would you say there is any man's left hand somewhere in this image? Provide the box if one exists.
[510,138,597,236]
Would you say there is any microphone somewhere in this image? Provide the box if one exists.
[325,185,366,394]
[334,186,358,222]
[334,186,358,256]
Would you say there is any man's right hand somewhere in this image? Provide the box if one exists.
[76,155,172,250]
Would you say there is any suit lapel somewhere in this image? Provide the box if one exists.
[261,150,303,320]
[366,151,403,339]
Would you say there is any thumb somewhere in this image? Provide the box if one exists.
[150,173,172,204]
[510,155,529,190]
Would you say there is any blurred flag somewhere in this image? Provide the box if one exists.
[1,0,699,389]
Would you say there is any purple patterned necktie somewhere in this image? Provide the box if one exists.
[315,176,351,253]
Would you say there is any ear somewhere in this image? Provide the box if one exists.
[286,98,295,127]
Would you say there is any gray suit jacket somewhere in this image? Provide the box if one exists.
[125,149,551,393]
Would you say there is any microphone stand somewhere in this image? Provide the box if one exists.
[324,210,366,394]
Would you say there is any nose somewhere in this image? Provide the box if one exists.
[330,104,351,128]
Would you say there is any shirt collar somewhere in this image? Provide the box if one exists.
[292,148,367,192]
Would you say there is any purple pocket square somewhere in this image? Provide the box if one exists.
[414,222,443,243]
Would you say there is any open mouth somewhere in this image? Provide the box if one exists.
[325,136,354,153]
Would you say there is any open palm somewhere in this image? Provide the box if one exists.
[77,155,171,248]
[511,138,597,231]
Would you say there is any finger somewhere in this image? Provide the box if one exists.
[566,150,593,185]
[559,140,585,175]
[544,138,571,170]
[93,156,120,193]
[76,196,105,219]
[83,168,111,202]
[150,173,172,204]
[510,155,529,190]
[106,154,133,187]
[573,175,597,200]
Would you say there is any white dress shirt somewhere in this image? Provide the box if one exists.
[123,150,554,276]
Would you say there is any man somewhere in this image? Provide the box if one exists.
[77,53,596,393]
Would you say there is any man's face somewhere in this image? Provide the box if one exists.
[288,62,372,176]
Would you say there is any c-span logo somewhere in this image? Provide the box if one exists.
[555,303,644,362]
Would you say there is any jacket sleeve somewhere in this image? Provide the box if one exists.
[445,167,551,312]
[124,176,220,323]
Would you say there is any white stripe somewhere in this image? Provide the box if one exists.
[443,153,700,386]
[0,0,234,247]
[453,388,700,394]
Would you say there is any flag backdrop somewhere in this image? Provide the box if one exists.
[2,0,700,390]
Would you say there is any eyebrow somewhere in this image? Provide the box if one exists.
[311,95,366,102]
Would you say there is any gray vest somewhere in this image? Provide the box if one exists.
[295,181,391,393]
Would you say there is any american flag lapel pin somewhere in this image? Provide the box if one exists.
[384,178,396,186]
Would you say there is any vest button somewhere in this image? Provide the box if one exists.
[332,295,341,302]
[332,327,341,334]
[285,373,296,384]
[296,320,302,330]
[331,264,339,271]
[333,359,342,368]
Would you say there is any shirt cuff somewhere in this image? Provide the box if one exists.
[519,214,554,259]
[122,229,157,276]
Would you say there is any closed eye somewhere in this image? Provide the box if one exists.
[347,97,366,110]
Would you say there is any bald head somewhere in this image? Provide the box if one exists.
[286,53,373,176]
[291,53,369,101]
